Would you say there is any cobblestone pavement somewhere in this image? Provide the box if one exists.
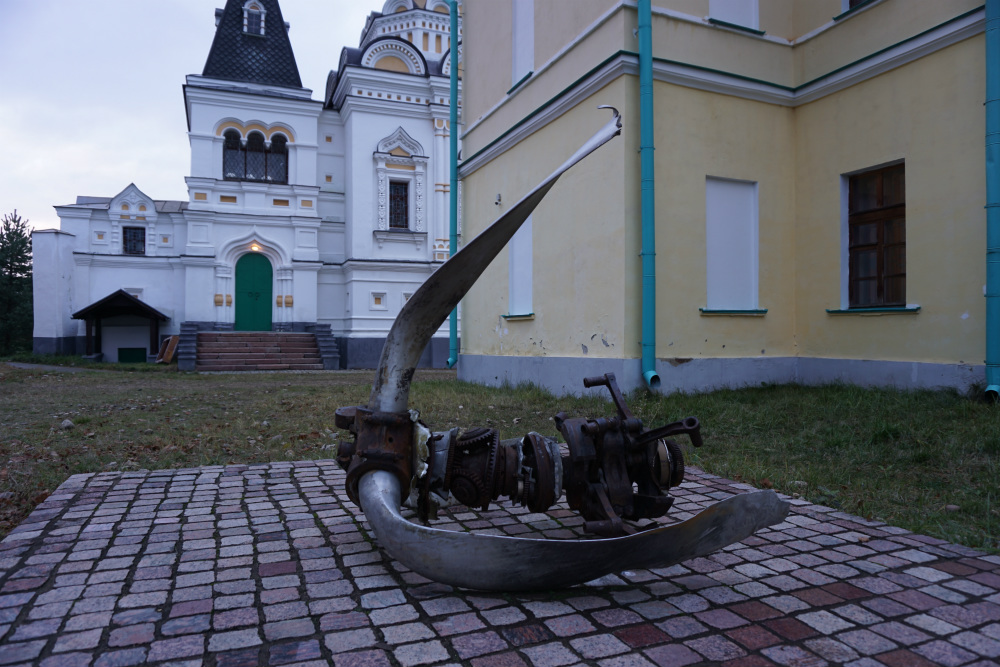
[0,461,998,667]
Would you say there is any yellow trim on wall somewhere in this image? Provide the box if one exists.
[215,121,296,142]
[374,55,411,73]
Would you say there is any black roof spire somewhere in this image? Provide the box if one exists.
[202,0,303,89]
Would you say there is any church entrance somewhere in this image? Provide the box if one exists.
[235,253,273,331]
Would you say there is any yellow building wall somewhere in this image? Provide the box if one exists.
[463,9,628,158]
[794,0,982,85]
[654,83,798,360]
[534,0,617,67]
[460,1,986,372]
[462,80,636,360]
[794,36,986,364]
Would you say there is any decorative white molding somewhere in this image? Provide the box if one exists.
[377,126,426,156]
[362,39,426,76]
[109,184,158,224]
[415,174,424,232]
[373,229,427,251]
[377,167,388,231]
[374,128,429,235]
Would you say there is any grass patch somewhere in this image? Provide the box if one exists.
[4,352,175,372]
[0,365,996,553]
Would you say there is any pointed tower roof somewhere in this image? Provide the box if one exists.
[202,0,303,89]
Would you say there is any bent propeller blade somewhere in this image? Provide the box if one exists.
[368,106,623,414]
[360,471,789,591]
[354,107,790,591]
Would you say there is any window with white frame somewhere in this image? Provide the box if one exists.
[708,0,759,30]
[372,128,427,242]
[123,227,147,256]
[243,1,266,35]
[508,215,533,316]
[705,177,759,310]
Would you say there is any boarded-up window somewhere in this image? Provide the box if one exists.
[706,177,758,309]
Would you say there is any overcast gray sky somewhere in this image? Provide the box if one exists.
[0,0,386,230]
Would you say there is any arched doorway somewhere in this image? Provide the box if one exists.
[235,253,273,331]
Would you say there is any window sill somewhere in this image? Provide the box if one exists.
[699,308,767,316]
[373,229,426,251]
[707,18,766,36]
[832,0,885,22]
[826,306,920,315]
[502,313,534,321]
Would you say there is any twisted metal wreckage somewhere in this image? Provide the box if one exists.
[334,108,789,591]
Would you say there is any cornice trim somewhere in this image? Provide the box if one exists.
[460,7,985,177]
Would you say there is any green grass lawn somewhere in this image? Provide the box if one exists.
[0,362,996,553]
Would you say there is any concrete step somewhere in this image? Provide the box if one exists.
[194,331,324,372]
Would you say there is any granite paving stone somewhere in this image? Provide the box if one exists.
[0,463,995,666]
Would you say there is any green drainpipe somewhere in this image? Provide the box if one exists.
[988,0,1000,398]
[638,0,660,389]
[447,0,459,368]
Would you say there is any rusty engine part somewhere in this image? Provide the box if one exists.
[335,372,700,537]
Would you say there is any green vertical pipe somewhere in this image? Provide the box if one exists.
[638,0,660,389]
[988,0,1000,398]
[447,0,459,368]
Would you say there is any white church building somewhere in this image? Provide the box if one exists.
[32,0,461,369]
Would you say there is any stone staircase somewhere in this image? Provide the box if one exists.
[195,332,325,371]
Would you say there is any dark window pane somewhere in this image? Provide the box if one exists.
[883,166,905,207]
[884,276,905,305]
[389,182,408,229]
[223,130,244,180]
[123,227,145,255]
[884,218,905,244]
[884,245,905,276]
[852,222,878,246]
[850,172,878,213]
[852,249,877,279]
[267,135,287,183]
[247,9,262,34]
[854,279,877,306]
[245,132,266,181]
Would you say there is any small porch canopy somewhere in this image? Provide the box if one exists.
[71,290,169,357]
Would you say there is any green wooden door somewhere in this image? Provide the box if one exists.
[235,253,273,331]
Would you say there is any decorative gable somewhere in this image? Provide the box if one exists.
[376,127,425,157]
[109,184,157,223]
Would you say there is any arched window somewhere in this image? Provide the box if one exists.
[245,132,266,181]
[221,128,289,185]
[244,2,265,35]
[267,134,288,183]
[223,129,244,180]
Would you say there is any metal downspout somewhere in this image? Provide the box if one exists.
[638,0,660,389]
[989,0,1000,398]
[447,0,460,368]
